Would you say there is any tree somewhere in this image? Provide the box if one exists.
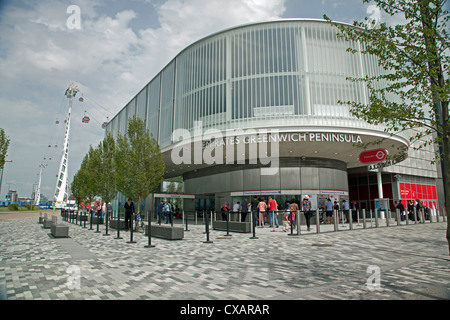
[0,128,10,169]
[72,146,99,213]
[95,132,117,210]
[71,164,88,212]
[324,0,449,255]
[114,116,165,218]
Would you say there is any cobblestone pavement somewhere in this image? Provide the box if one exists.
[0,212,449,302]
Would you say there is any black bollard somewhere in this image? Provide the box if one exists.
[127,214,136,243]
[83,211,87,228]
[89,211,94,230]
[184,211,190,232]
[104,211,110,236]
[203,209,213,243]
[250,211,258,239]
[95,212,100,233]
[224,212,232,237]
[115,212,122,240]
[144,211,155,248]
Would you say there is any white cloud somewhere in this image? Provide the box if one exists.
[0,0,287,199]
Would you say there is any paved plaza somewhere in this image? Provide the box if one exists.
[0,210,449,302]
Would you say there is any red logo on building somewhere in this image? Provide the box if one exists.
[359,149,387,164]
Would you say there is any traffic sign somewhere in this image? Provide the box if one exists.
[359,149,387,164]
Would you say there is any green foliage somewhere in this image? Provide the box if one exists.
[95,132,117,205]
[7,203,19,211]
[324,0,449,159]
[0,128,11,169]
[114,116,165,215]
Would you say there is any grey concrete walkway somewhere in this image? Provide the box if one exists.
[0,212,449,302]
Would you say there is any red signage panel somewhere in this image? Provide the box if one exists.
[359,149,387,164]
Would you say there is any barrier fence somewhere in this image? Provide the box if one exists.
[58,206,447,246]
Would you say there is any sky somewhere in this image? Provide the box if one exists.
[0,0,407,201]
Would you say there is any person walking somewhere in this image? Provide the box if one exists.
[268,196,279,228]
[124,199,135,231]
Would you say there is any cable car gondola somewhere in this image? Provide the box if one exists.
[82,111,90,123]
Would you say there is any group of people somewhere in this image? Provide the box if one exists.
[156,200,176,224]
[222,195,316,232]
[394,199,428,221]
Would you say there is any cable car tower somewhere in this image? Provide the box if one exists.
[53,84,78,207]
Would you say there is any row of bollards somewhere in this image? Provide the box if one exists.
[61,206,446,246]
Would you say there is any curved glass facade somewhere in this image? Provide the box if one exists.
[106,19,406,150]
[106,19,445,215]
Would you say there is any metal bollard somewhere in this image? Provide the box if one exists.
[89,211,93,230]
[362,209,367,229]
[115,212,123,240]
[374,209,379,228]
[127,215,136,243]
[95,212,100,233]
[224,212,231,237]
[203,208,213,243]
[104,211,110,236]
[184,211,190,232]
[315,209,320,233]
[145,211,155,248]
[396,209,400,226]
[333,209,338,232]
[250,211,258,239]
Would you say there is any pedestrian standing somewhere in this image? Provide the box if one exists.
[251,196,259,226]
[157,201,164,224]
[301,195,312,231]
[241,199,249,222]
[289,200,299,229]
[325,198,333,224]
[165,201,173,224]
[258,197,267,227]
[268,196,279,228]
[124,199,135,231]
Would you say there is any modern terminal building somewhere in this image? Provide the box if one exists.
[105,19,444,216]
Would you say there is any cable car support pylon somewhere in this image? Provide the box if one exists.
[53,84,78,208]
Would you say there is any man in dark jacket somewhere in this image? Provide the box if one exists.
[124,199,135,231]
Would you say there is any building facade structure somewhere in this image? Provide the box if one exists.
[106,19,444,215]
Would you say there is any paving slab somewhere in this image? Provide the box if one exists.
[0,213,449,302]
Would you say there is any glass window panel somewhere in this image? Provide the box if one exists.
[147,76,161,140]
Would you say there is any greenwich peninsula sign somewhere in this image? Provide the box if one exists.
[171,122,363,176]
[202,132,363,149]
